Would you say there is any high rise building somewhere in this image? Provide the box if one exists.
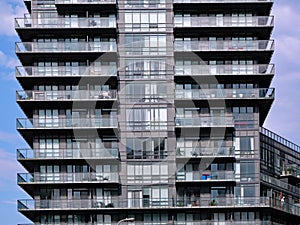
[15,0,300,224]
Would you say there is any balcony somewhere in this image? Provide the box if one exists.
[17,148,119,160]
[281,165,300,183]
[17,90,117,102]
[174,64,274,77]
[175,116,234,128]
[56,0,116,4]
[17,118,118,129]
[174,16,274,28]
[15,17,116,29]
[16,42,117,53]
[18,172,120,185]
[174,0,273,3]
[18,197,300,216]
[176,146,235,158]
[175,88,275,100]
[174,40,274,52]
[16,66,117,78]
[176,170,235,182]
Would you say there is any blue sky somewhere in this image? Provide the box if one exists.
[0,0,300,224]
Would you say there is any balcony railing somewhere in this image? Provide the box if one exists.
[18,172,120,184]
[174,0,273,3]
[174,40,274,52]
[175,88,275,99]
[176,146,235,157]
[56,0,116,4]
[176,170,235,182]
[174,16,274,28]
[16,42,117,53]
[174,64,274,76]
[17,90,117,101]
[15,17,116,29]
[17,148,119,160]
[281,164,300,179]
[16,222,282,225]
[17,197,300,216]
[16,66,117,77]
[17,118,118,129]
[175,116,234,127]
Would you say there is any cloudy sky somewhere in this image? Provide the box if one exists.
[0,0,300,224]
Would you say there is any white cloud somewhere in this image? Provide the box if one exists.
[0,51,18,69]
[0,148,22,188]
[0,0,27,36]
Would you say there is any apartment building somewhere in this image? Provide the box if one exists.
[15,0,300,224]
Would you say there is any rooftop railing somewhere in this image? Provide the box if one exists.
[16,42,117,53]
[175,88,275,99]
[175,116,234,127]
[18,172,120,184]
[15,17,116,29]
[174,16,274,28]
[176,146,235,157]
[16,66,117,77]
[17,90,117,101]
[17,118,118,129]
[174,40,274,52]
[17,148,119,160]
[174,64,274,76]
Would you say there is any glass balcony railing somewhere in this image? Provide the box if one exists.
[175,116,234,127]
[261,174,300,195]
[18,172,120,184]
[17,118,118,129]
[175,88,275,99]
[15,17,116,29]
[174,64,274,76]
[56,0,116,4]
[176,146,235,157]
[174,0,273,3]
[16,66,117,77]
[17,197,300,217]
[17,148,119,160]
[174,16,274,28]
[17,90,117,101]
[16,222,282,225]
[176,170,235,181]
[174,40,274,52]
[16,42,117,53]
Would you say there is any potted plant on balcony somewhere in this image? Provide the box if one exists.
[286,167,295,175]
[210,199,217,206]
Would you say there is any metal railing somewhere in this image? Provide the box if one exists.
[17,118,118,129]
[17,90,117,101]
[176,170,235,181]
[174,64,274,76]
[175,116,234,127]
[16,42,117,53]
[261,174,300,195]
[175,88,275,99]
[56,0,116,4]
[174,0,273,3]
[17,148,119,160]
[18,172,120,184]
[174,16,274,27]
[15,17,116,29]
[174,40,274,52]
[17,196,300,216]
[16,65,117,77]
[176,146,235,157]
